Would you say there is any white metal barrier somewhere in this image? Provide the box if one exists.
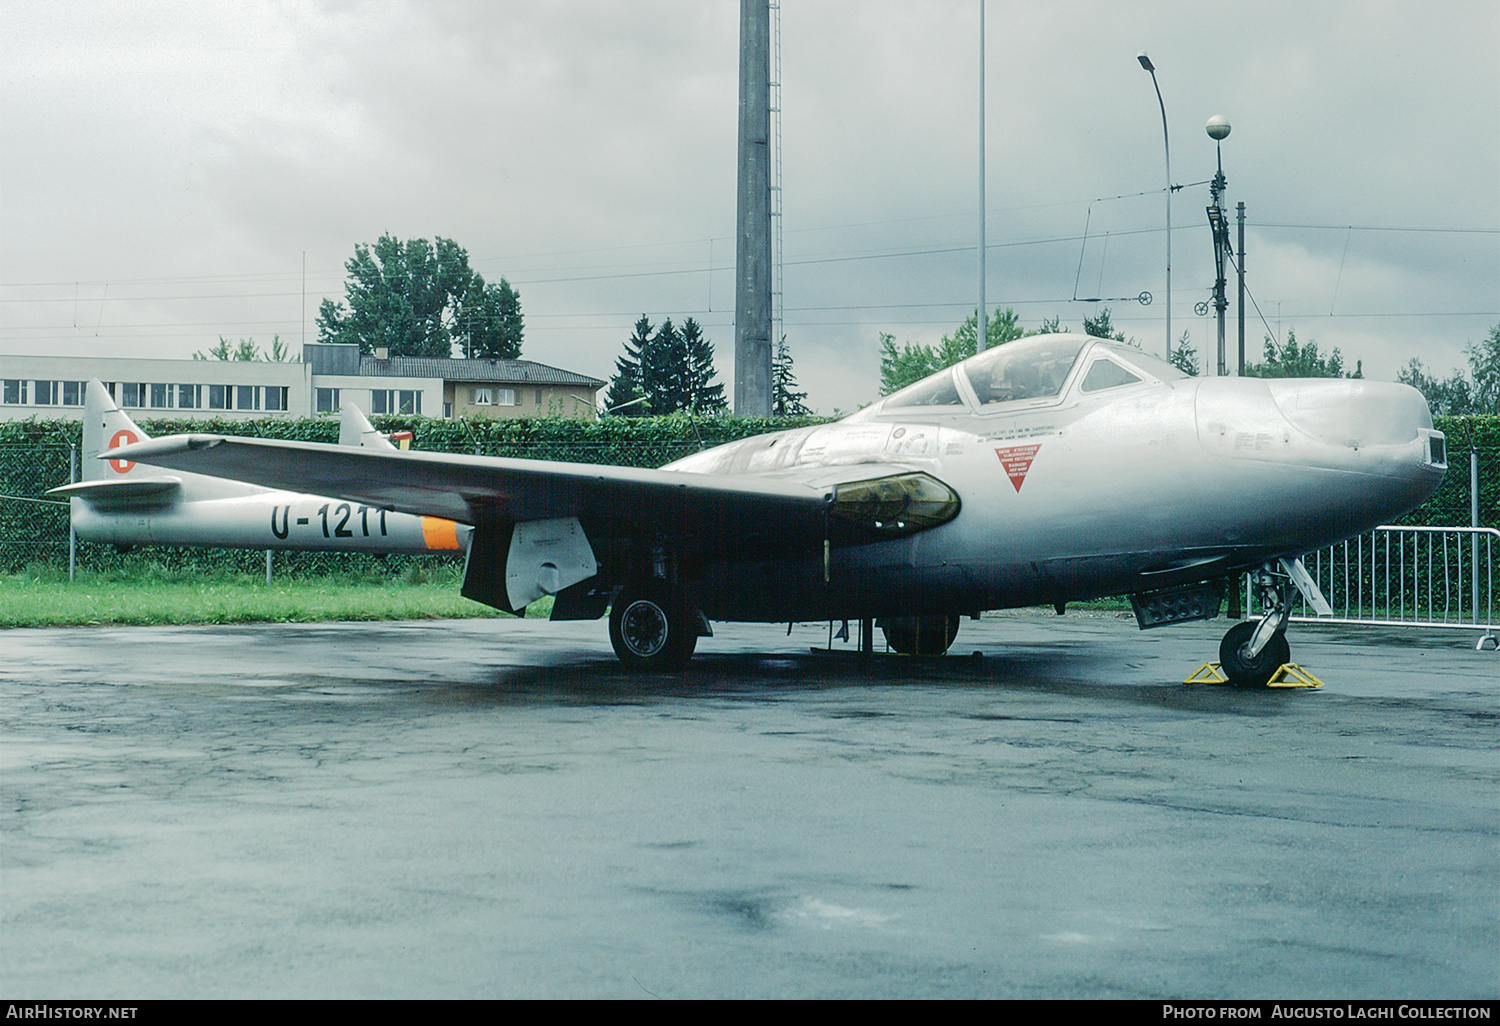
[1274,526,1498,650]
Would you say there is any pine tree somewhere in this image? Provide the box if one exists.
[641,318,686,412]
[678,318,727,414]
[607,315,727,415]
[604,316,653,415]
[772,335,810,416]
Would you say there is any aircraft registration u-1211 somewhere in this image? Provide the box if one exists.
[51,381,472,556]
[83,334,1447,685]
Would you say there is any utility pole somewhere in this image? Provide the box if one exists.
[735,0,773,417]
[1205,115,1231,377]
[1237,201,1246,376]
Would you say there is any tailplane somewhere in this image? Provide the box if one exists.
[339,403,397,450]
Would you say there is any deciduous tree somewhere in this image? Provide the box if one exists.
[1399,323,1500,416]
[194,335,293,361]
[878,307,1044,394]
[1244,329,1361,379]
[316,235,523,359]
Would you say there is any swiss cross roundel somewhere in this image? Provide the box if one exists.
[108,429,139,473]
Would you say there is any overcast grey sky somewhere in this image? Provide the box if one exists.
[3,0,1497,413]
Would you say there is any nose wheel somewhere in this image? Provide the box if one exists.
[1218,563,1295,687]
[1219,620,1291,687]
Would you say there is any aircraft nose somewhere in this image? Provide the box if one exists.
[1195,376,1447,521]
[1264,379,1433,450]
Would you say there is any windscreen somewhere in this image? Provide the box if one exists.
[962,335,1088,406]
[882,368,966,408]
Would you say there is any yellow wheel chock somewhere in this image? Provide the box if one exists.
[1184,662,1325,688]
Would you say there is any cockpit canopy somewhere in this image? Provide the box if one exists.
[873,332,1185,415]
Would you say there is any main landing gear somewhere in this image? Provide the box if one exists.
[1218,563,1293,687]
[608,582,699,671]
[879,615,961,656]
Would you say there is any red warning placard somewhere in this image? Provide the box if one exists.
[995,444,1042,492]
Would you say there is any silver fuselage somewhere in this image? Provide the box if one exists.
[670,340,1445,622]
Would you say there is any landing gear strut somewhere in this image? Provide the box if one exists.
[1219,563,1293,687]
[609,583,699,671]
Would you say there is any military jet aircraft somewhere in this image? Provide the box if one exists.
[95,334,1447,685]
[50,380,471,556]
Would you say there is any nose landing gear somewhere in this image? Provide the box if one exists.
[1218,563,1295,687]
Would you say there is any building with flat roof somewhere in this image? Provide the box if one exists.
[0,344,605,422]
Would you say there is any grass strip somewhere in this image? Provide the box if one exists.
[0,570,541,628]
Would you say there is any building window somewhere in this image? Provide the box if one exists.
[535,389,543,406]
[316,388,340,414]
[209,384,229,410]
[236,385,259,411]
[263,386,287,412]
[149,383,172,409]
[2,380,28,404]
[496,388,516,406]
[472,387,492,405]
[372,389,421,415]
[177,385,201,409]
[121,382,145,408]
[36,380,60,406]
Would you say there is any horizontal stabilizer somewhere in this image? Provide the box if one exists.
[48,477,182,508]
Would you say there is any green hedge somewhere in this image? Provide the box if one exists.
[1,412,1493,576]
[1402,415,1499,527]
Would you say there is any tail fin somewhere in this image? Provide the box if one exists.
[339,403,397,450]
[83,380,153,482]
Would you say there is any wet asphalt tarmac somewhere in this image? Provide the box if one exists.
[1,611,1496,999]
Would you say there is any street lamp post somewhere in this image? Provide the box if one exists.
[977,0,987,353]
[1137,52,1171,363]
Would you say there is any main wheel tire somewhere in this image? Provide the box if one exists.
[1219,620,1290,688]
[609,584,698,671]
[881,615,960,656]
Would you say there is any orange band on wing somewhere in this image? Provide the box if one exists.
[421,517,462,551]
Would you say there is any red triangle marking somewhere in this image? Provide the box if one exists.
[995,444,1042,492]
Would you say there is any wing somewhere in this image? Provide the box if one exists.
[107,434,960,560]
[107,434,836,556]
